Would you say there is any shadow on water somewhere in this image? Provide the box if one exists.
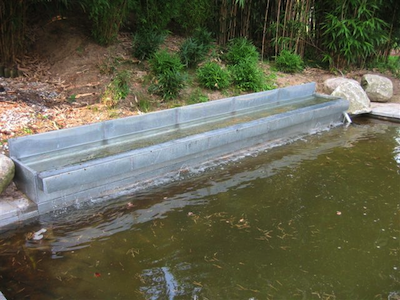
[0,118,399,299]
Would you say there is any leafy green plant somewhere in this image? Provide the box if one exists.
[275,50,304,73]
[132,28,167,60]
[179,28,213,68]
[87,105,99,112]
[138,99,151,112]
[179,38,208,68]
[321,0,389,68]
[0,139,7,148]
[68,94,76,103]
[192,28,214,48]
[264,72,278,90]
[187,88,208,104]
[387,56,400,78]
[197,62,231,90]
[368,55,400,78]
[149,50,186,100]
[88,0,129,46]
[224,38,259,66]
[22,127,33,135]
[102,70,130,107]
[229,60,265,92]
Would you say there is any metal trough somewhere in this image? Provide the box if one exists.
[9,83,349,213]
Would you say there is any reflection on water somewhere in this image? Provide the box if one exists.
[0,118,399,300]
[393,127,400,164]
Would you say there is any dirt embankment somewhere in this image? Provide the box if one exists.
[1,18,399,155]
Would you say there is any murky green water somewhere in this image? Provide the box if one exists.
[1,118,399,300]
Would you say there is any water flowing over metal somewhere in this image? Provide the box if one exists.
[8,83,348,216]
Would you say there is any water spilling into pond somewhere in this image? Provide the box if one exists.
[0,118,399,300]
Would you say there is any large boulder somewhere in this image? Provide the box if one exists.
[0,154,15,194]
[361,74,393,102]
[323,77,359,94]
[331,81,371,115]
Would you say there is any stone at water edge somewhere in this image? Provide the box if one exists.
[323,77,359,94]
[0,154,15,194]
[361,74,393,103]
[331,81,371,115]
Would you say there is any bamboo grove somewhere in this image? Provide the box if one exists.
[0,0,398,69]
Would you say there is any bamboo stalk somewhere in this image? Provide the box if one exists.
[245,0,252,38]
[0,0,26,65]
[275,0,282,57]
[261,0,270,60]
[282,0,290,50]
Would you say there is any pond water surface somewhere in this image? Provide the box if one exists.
[0,118,399,300]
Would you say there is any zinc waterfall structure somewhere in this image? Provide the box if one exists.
[8,83,349,214]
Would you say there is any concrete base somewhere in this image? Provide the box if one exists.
[0,183,38,227]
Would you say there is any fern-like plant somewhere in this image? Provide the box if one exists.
[192,28,214,48]
[229,59,265,92]
[179,38,208,68]
[275,50,304,73]
[321,0,388,68]
[149,50,186,100]
[179,28,213,68]
[197,62,231,90]
[132,28,167,60]
[224,38,259,66]
[102,70,130,107]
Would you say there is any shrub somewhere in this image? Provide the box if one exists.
[138,99,151,112]
[321,1,389,68]
[368,55,400,78]
[275,50,304,73]
[102,70,130,107]
[192,28,214,48]
[179,38,208,68]
[179,29,213,68]
[387,56,400,78]
[224,38,259,66]
[133,29,167,60]
[230,60,265,92]
[197,62,231,90]
[149,50,186,100]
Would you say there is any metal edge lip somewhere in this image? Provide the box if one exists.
[37,99,347,194]
[8,83,316,158]
[37,98,347,178]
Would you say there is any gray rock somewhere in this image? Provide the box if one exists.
[361,74,393,102]
[0,154,15,194]
[0,290,6,300]
[323,77,359,94]
[331,81,371,115]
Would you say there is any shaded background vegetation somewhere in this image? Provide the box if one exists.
[0,0,398,69]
